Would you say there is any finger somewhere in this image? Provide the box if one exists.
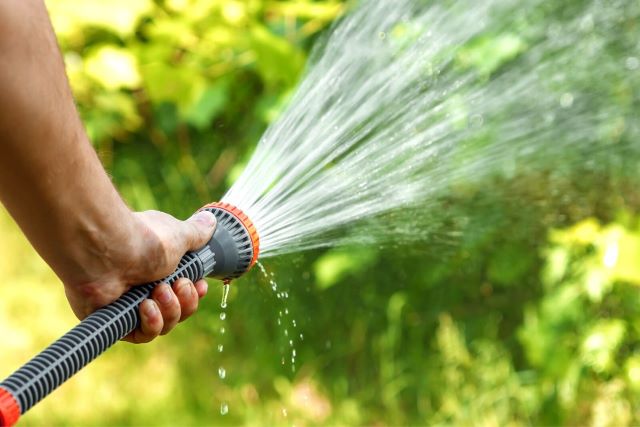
[180,211,217,253]
[152,283,181,335]
[194,279,208,299]
[174,277,199,322]
[124,299,163,344]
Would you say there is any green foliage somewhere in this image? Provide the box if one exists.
[47,0,343,210]
[458,34,526,78]
[314,247,377,289]
[518,218,640,425]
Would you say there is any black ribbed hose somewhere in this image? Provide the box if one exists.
[0,248,213,417]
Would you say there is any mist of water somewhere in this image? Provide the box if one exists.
[223,0,639,257]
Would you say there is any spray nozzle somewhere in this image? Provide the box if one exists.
[199,202,260,280]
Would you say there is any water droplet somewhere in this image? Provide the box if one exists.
[580,14,594,32]
[221,283,230,309]
[277,318,281,325]
[292,349,297,357]
[626,57,639,71]
[282,408,288,417]
[218,367,226,379]
[560,93,574,108]
[220,402,229,415]
[220,312,226,320]
[289,340,293,346]
[544,113,556,124]
[299,333,304,341]
[285,308,289,315]
[218,344,224,353]
[284,329,289,336]
[378,31,386,40]
[469,114,484,128]
[220,327,226,335]
[292,320,297,328]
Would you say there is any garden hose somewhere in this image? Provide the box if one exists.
[0,202,259,427]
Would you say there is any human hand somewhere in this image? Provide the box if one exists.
[62,210,217,343]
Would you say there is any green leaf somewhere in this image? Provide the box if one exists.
[457,33,526,77]
[487,242,535,286]
[184,80,230,129]
[249,24,305,87]
[140,62,206,113]
[581,319,626,374]
[314,247,377,290]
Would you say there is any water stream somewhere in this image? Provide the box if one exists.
[212,0,636,422]
[221,0,638,255]
[218,283,230,416]
[257,262,301,374]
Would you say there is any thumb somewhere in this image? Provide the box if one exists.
[181,210,217,252]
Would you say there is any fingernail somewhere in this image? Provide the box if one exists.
[158,285,173,304]
[178,280,193,299]
[191,211,216,227]
[143,300,158,317]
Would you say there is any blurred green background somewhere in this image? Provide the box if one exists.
[1,0,640,425]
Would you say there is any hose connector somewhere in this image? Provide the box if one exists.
[0,387,19,427]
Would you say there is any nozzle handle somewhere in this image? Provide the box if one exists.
[0,245,215,426]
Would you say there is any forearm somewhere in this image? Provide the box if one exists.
[0,0,137,284]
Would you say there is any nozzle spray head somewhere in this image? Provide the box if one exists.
[199,202,260,280]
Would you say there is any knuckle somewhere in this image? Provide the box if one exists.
[149,244,173,277]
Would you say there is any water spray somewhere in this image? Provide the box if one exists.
[0,202,259,427]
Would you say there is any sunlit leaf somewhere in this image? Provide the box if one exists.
[267,1,344,20]
[85,46,141,90]
[458,34,526,77]
[314,248,376,289]
[47,0,152,37]
[581,319,626,373]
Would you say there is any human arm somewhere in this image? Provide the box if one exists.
[0,0,214,343]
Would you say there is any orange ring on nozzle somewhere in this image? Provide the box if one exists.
[0,387,20,427]
[202,202,260,269]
